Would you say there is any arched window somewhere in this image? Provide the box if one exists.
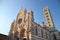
[53,34,57,40]
[23,38,26,40]
[41,29,43,38]
[36,26,38,35]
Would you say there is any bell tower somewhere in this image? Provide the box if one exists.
[44,7,55,28]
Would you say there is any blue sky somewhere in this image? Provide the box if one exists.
[0,0,60,35]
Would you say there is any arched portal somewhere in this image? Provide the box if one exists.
[23,38,27,40]
[53,34,57,40]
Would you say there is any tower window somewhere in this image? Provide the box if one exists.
[36,26,38,35]
[49,24,51,26]
[44,9,47,12]
[45,13,48,15]
[46,15,48,17]
[47,18,49,20]
[48,22,50,23]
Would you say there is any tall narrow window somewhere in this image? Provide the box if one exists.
[41,29,43,38]
[36,26,38,35]
[45,32,47,39]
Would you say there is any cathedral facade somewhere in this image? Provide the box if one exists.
[9,7,60,40]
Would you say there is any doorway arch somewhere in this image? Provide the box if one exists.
[23,38,26,40]
[53,34,57,40]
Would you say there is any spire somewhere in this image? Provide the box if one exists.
[23,8,27,13]
[28,9,34,21]
[41,22,44,27]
